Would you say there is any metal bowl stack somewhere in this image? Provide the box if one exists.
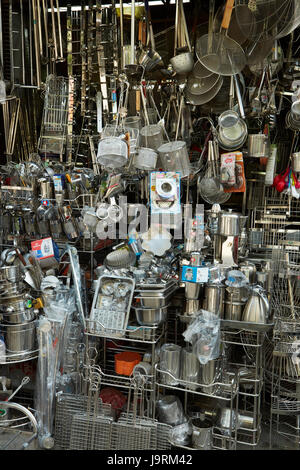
[0,265,37,361]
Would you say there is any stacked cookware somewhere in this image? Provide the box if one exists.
[0,265,38,361]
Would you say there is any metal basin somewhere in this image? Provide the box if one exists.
[133,305,168,326]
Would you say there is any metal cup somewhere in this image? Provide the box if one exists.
[181,347,200,390]
[200,359,218,394]
[160,343,182,386]
[185,282,203,300]
[191,418,213,449]
[203,284,225,317]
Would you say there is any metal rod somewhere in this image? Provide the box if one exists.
[55,0,64,59]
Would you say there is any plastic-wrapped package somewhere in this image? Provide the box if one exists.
[182,310,220,365]
[35,292,74,449]
[225,270,248,287]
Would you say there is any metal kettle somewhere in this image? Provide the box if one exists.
[242,285,269,324]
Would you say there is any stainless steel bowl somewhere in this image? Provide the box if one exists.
[133,305,168,326]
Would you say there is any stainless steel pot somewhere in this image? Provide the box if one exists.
[4,320,36,352]
[218,210,246,237]
[185,282,203,301]
[225,285,249,303]
[200,359,218,394]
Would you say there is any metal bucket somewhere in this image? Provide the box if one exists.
[191,418,213,449]
[224,300,246,321]
[5,321,36,352]
[203,284,225,317]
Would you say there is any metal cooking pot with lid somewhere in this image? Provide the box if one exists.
[217,209,247,237]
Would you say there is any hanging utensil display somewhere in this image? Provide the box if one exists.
[170,0,194,74]
[196,0,246,76]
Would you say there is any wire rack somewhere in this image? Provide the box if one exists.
[155,364,238,402]
[54,392,171,450]
[86,321,165,344]
[38,75,69,156]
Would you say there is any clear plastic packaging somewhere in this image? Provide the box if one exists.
[182,310,220,365]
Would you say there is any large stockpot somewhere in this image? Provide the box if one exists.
[4,320,36,353]
[203,283,225,317]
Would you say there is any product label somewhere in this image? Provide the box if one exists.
[182,266,209,283]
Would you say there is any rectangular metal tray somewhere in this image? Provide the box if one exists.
[221,319,274,332]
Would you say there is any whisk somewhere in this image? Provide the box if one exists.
[198,140,231,204]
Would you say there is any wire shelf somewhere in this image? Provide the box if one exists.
[86,320,165,344]
[155,365,238,401]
